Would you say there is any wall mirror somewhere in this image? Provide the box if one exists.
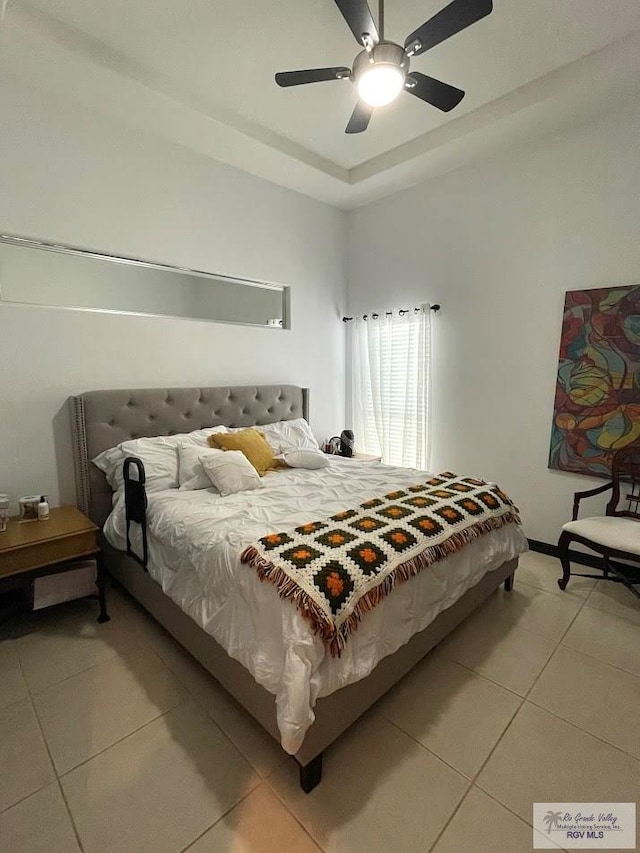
[0,234,289,329]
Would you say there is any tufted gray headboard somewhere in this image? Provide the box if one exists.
[70,385,309,527]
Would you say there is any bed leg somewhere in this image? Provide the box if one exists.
[503,573,514,592]
[299,753,323,794]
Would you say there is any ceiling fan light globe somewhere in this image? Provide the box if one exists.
[357,65,404,106]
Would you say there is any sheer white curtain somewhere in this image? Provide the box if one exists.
[351,307,431,469]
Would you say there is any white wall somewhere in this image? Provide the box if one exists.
[347,100,640,543]
[0,76,346,512]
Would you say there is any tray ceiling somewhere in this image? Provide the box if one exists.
[3,0,640,207]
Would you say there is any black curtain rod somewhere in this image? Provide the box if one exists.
[342,304,440,322]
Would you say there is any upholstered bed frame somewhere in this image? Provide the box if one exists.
[70,384,517,792]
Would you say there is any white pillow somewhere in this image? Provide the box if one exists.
[200,450,264,497]
[281,449,329,470]
[176,426,228,490]
[93,425,228,494]
[177,424,228,448]
[178,445,225,490]
[93,436,180,493]
[254,418,320,454]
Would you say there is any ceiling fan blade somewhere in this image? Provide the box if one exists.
[275,67,351,87]
[405,72,464,112]
[404,0,492,56]
[334,0,379,46]
[345,101,374,134]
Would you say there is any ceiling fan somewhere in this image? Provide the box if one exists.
[275,0,492,134]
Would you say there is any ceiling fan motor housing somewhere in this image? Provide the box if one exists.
[352,41,409,86]
[274,0,492,131]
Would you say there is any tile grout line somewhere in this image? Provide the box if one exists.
[0,737,61,818]
[523,695,640,765]
[582,605,640,629]
[55,696,190,780]
[178,781,266,853]
[518,575,589,699]
[31,668,272,853]
[558,636,640,680]
[521,554,640,619]
[425,645,533,843]
[424,778,475,853]
[425,575,590,852]
[461,589,601,825]
[350,569,582,853]
[55,780,86,853]
[154,639,327,851]
[467,784,569,850]
[149,649,287,781]
[472,579,589,778]
[30,684,273,853]
[5,562,634,853]
[581,596,640,624]
[16,605,283,785]
[16,606,269,784]
[431,652,533,700]
[14,600,306,852]
[423,690,528,853]
[429,574,640,850]
[373,716,478,853]
[145,617,290,780]
[264,767,331,853]
[382,716,476,783]
[20,653,119,700]
[444,582,585,645]
[511,575,594,603]
[182,775,325,853]
[434,591,583,700]
[16,625,166,700]
[0,657,54,818]
[0,782,53,818]
[9,604,235,816]
[14,651,86,852]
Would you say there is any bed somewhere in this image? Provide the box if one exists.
[70,384,526,791]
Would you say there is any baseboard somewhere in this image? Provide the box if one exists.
[527,539,558,558]
[528,539,636,577]
[528,538,605,569]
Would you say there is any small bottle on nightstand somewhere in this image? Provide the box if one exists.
[37,495,50,521]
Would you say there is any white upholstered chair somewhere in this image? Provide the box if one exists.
[558,443,640,593]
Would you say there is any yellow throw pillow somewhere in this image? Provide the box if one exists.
[208,429,277,476]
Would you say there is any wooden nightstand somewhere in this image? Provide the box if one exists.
[0,506,109,622]
[324,451,383,462]
[351,452,383,462]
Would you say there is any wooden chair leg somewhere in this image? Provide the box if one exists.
[557,532,572,590]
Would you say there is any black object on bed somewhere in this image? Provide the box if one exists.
[124,456,148,569]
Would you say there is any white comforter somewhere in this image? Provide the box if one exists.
[104,457,527,753]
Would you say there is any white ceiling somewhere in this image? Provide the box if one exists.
[4,0,640,207]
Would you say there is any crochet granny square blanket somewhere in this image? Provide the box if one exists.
[241,473,521,657]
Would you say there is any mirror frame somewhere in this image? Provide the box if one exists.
[0,232,290,329]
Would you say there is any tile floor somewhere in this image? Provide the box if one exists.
[0,550,638,853]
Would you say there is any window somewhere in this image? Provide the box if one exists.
[351,307,431,469]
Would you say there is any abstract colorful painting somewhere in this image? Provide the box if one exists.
[549,284,640,477]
